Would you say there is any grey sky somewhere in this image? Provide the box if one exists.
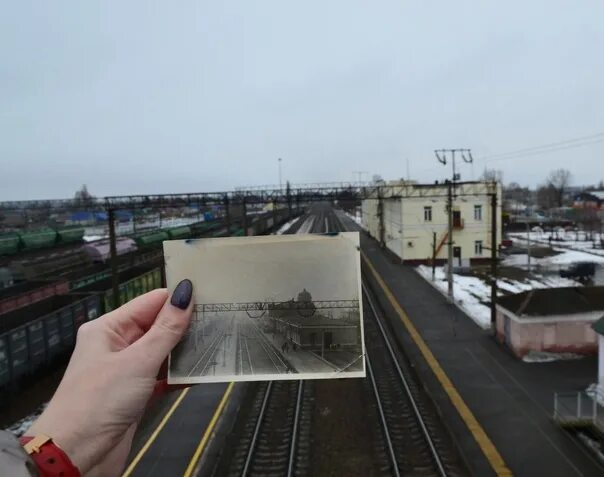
[1,1,603,200]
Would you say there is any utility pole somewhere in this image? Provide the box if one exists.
[490,189,498,329]
[435,148,473,301]
[278,158,283,191]
[108,209,120,310]
[241,196,248,236]
[353,171,368,186]
[224,194,231,236]
[377,187,385,247]
[432,231,437,280]
[526,221,531,274]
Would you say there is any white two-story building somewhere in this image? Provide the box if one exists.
[361,181,502,265]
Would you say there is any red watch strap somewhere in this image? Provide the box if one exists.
[19,435,81,477]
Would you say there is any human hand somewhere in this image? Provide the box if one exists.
[27,279,194,476]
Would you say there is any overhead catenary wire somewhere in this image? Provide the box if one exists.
[480,132,604,163]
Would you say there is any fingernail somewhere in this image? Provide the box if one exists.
[170,279,193,309]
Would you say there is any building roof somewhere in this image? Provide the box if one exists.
[575,191,604,201]
[592,316,604,336]
[497,286,604,317]
[274,315,358,329]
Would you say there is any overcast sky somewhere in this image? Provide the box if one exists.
[1,1,603,200]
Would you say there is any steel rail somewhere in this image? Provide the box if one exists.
[334,208,448,476]
[365,352,401,477]
[241,381,273,477]
[363,283,448,477]
[287,381,304,477]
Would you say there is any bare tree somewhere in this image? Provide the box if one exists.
[546,169,572,207]
[537,184,558,210]
[480,168,503,183]
[74,184,94,207]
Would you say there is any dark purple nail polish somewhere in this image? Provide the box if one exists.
[170,279,193,309]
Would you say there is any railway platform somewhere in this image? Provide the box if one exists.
[353,217,604,477]
[123,382,235,477]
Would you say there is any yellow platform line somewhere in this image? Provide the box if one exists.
[122,388,190,477]
[183,382,235,477]
[362,252,513,477]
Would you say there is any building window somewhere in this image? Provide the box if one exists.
[424,206,432,222]
[475,240,483,255]
[474,205,482,221]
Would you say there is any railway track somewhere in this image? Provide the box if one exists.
[214,206,466,476]
[226,380,309,477]
[334,210,465,476]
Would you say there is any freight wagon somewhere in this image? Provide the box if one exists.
[0,267,161,393]
[0,227,85,256]
[0,280,70,315]
[0,294,101,388]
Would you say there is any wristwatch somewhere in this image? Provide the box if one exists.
[19,434,81,477]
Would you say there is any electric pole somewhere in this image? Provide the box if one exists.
[353,171,368,186]
[434,148,473,300]
[278,158,283,191]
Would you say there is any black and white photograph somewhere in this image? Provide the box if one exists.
[164,233,365,384]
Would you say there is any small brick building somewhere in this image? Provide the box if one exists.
[496,287,604,358]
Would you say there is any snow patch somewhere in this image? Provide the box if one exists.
[5,403,48,437]
[522,350,583,363]
[276,217,299,235]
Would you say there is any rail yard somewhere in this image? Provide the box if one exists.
[2,191,604,477]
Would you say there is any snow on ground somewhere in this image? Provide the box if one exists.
[83,216,205,241]
[509,231,604,258]
[276,217,299,235]
[417,265,579,329]
[344,211,366,230]
[502,249,604,275]
[522,350,582,363]
[5,403,48,437]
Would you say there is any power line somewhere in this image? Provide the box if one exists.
[481,131,604,162]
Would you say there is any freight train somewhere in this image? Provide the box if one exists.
[0,207,301,395]
[0,267,162,391]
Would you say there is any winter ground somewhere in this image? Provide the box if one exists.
[509,230,604,258]
[416,265,578,330]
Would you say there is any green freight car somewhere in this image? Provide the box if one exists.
[167,226,191,240]
[103,268,162,312]
[0,234,20,255]
[19,228,58,250]
[56,227,85,244]
[134,231,170,248]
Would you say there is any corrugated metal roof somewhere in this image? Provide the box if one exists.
[497,286,604,317]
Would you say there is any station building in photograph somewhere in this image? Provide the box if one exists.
[361,181,502,265]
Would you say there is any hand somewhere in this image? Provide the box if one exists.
[27,279,194,476]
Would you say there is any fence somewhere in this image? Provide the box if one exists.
[553,389,604,431]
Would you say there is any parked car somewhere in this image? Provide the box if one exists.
[560,262,596,280]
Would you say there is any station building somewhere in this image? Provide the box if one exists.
[496,287,604,358]
[361,181,502,265]
[272,315,359,352]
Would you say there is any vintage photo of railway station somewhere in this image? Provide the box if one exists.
[164,233,365,383]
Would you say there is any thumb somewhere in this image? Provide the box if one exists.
[128,279,194,372]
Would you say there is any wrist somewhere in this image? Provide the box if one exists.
[19,434,81,477]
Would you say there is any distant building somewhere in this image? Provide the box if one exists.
[573,191,604,210]
[361,181,501,265]
[496,287,604,358]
